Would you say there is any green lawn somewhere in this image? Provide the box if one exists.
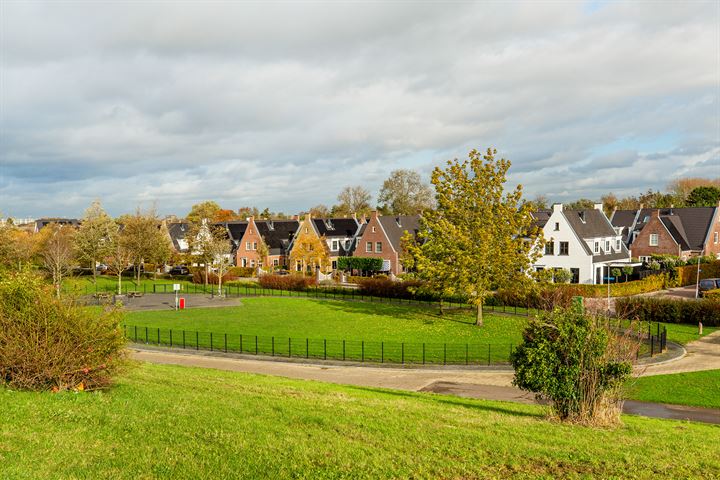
[628,370,720,410]
[1,363,718,479]
[661,322,718,345]
[124,297,527,364]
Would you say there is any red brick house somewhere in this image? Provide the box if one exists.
[354,211,420,275]
[611,202,720,261]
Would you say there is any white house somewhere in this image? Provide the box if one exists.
[532,203,633,284]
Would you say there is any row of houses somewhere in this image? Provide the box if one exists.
[20,200,720,284]
[168,211,420,276]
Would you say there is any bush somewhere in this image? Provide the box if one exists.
[227,267,255,278]
[0,271,127,391]
[258,274,316,291]
[191,270,237,285]
[512,307,633,426]
[673,260,720,287]
[355,278,426,299]
[704,289,720,300]
[337,257,384,273]
[615,296,720,326]
[554,274,667,298]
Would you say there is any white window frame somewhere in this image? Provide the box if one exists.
[246,241,251,251]
[715,232,719,244]
[331,240,339,251]
[594,242,599,254]
[559,242,569,256]
[371,226,376,233]
[253,242,258,250]
[605,240,610,252]
[649,234,659,246]
[273,258,279,266]
[375,242,382,253]
[616,239,621,250]
[366,241,372,253]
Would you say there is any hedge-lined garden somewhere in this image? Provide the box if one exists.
[616,297,720,327]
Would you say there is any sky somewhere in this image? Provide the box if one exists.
[1,0,718,219]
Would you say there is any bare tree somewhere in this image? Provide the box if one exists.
[74,200,115,283]
[335,186,372,216]
[104,238,132,295]
[206,225,233,297]
[40,224,75,298]
[120,208,168,285]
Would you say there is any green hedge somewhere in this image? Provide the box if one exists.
[615,297,720,326]
[337,257,383,272]
[555,274,667,298]
[673,261,720,287]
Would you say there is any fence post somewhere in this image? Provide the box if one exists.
[487,344,491,366]
[210,333,213,351]
[272,337,275,356]
[443,343,447,365]
[196,331,199,350]
[224,333,227,353]
[134,325,138,342]
[650,335,654,356]
[255,336,258,355]
[145,327,148,344]
[422,343,426,364]
[157,328,160,345]
[323,339,327,360]
[342,340,345,361]
[240,334,243,353]
[289,338,292,358]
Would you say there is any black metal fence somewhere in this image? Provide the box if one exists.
[123,324,516,366]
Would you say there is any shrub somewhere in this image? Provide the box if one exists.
[0,271,127,391]
[554,274,667,298]
[191,270,237,285]
[258,274,316,291]
[673,260,720,287]
[512,307,633,426]
[337,257,384,273]
[227,267,255,278]
[356,278,426,299]
[615,296,720,326]
[704,289,720,300]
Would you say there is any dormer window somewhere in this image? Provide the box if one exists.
[605,240,610,252]
[616,239,621,250]
[554,222,559,231]
[331,240,339,251]
[594,242,599,254]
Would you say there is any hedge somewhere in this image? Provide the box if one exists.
[615,296,720,326]
[554,274,668,298]
[337,257,384,272]
[673,261,720,287]
[258,274,316,291]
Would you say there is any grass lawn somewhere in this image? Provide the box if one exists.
[1,362,718,479]
[661,322,718,345]
[123,297,527,364]
[627,370,720,410]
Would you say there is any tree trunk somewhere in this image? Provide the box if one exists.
[475,302,483,327]
[439,298,444,316]
[204,263,209,288]
[117,273,122,295]
[92,256,97,284]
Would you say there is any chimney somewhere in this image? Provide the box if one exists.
[639,203,644,210]
[371,210,379,219]
[552,203,563,213]
[593,203,603,211]
[651,209,660,219]
[291,215,299,221]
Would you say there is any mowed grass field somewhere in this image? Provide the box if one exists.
[1,362,719,479]
[123,297,527,364]
[627,370,720,410]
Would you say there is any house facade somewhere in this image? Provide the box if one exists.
[312,217,361,270]
[610,202,720,261]
[353,211,420,275]
[532,203,632,284]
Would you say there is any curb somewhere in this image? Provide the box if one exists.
[634,341,687,372]
[129,345,516,372]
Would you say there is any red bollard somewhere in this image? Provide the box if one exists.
[179,297,186,310]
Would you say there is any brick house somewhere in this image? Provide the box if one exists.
[312,217,361,270]
[353,211,420,276]
[610,202,720,261]
[288,214,331,273]
[227,218,299,268]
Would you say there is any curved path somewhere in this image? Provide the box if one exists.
[638,330,720,376]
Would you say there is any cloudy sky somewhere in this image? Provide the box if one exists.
[1,0,718,219]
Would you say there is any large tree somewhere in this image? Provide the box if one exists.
[334,186,372,216]
[186,201,222,224]
[686,186,720,207]
[205,225,234,296]
[377,169,434,215]
[0,223,36,271]
[74,200,116,283]
[120,208,168,285]
[411,148,543,326]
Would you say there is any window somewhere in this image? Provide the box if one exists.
[245,242,251,251]
[649,234,659,246]
[371,226,376,233]
[715,232,719,244]
[639,256,650,263]
[241,258,247,267]
[332,260,337,270]
[250,260,256,267]
[559,242,569,255]
[616,239,621,250]
[375,242,382,253]
[331,240,339,251]
[296,261,302,271]
[366,241,372,253]
[273,259,279,266]
[253,242,258,250]
[605,240,610,252]
[544,242,554,255]
[570,268,580,284]
[554,222,559,231]
[345,240,351,249]
[594,242,599,254]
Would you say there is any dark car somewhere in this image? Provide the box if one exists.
[698,278,720,297]
[169,265,190,275]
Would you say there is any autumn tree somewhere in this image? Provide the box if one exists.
[289,218,330,274]
[686,186,720,207]
[74,200,116,283]
[565,198,596,210]
[120,208,169,285]
[39,224,76,298]
[186,201,222,224]
[668,177,720,201]
[308,204,330,217]
[377,169,434,215]
[104,229,132,295]
[411,148,543,326]
[525,194,550,212]
[334,186,372,216]
[0,223,36,271]
[204,225,233,296]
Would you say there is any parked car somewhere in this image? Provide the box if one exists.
[169,265,190,275]
[95,263,108,272]
[275,269,290,276]
[698,278,720,297]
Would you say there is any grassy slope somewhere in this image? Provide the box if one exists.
[124,297,526,344]
[1,363,719,480]
[661,322,718,345]
[628,370,720,410]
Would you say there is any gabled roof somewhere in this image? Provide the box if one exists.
[562,209,616,239]
[531,210,552,228]
[377,215,421,251]
[224,221,248,242]
[312,218,360,238]
[256,219,299,256]
[35,218,81,230]
[613,207,716,251]
[166,222,189,251]
[609,209,638,245]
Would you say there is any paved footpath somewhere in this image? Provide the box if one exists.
[638,330,720,376]
[131,346,720,424]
